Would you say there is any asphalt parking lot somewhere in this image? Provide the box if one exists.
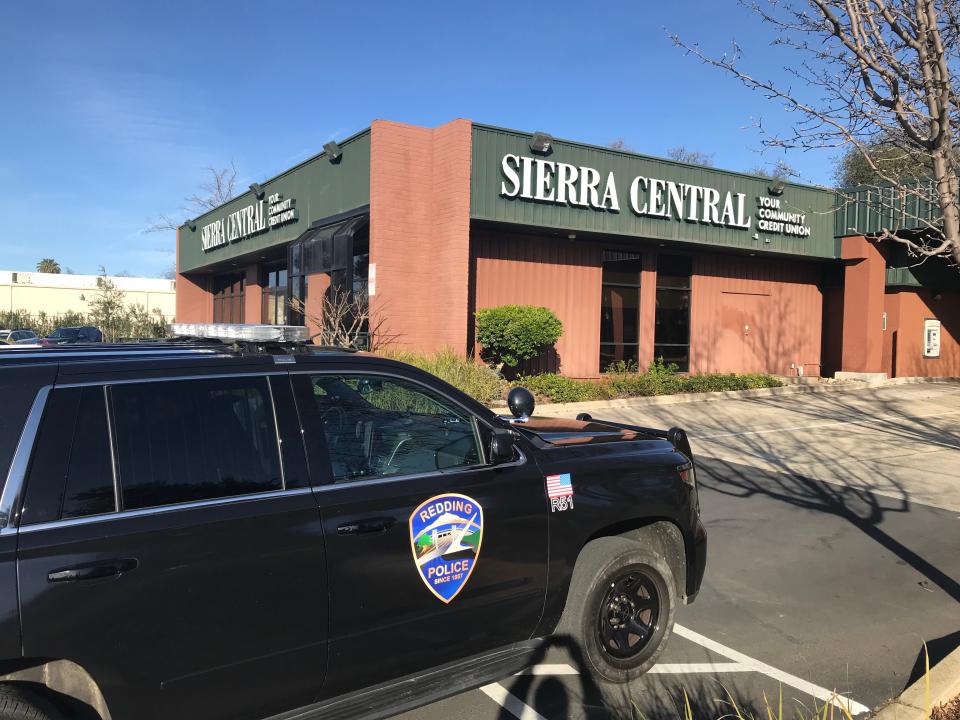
[399,382,960,720]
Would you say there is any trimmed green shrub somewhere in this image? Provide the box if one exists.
[475,305,562,368]
[513,366,783,405]
[378,348,507,405]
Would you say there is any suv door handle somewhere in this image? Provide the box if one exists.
[47,558,138,583]
[337,517,396,535]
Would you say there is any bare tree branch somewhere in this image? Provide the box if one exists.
[145,162,239,233]
[669,0,959,265]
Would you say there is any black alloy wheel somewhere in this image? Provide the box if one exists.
[597,569,661,660]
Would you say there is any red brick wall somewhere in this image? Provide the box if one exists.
[369,119,472,353]
[175,228,212,322]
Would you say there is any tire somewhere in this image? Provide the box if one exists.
[557,536,677,686]
[0,685,64,720]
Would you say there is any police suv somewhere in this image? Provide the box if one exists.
[0,324,706,720]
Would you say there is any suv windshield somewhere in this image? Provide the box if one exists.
[48,328,79,340]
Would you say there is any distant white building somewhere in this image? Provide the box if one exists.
[0,271,176,321]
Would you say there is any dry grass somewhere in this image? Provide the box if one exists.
[932,695,960,720]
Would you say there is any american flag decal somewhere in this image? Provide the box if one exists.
[545,473,573,500]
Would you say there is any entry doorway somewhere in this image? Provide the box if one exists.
[717,291,770,373]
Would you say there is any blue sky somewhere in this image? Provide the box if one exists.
[0,0,839,277]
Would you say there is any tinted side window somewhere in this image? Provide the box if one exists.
[112,377,282,510]
[21,386,116,524]
[307,374,483,483]
[62,387,115,519]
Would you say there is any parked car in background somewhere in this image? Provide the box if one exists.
[37,326,103,345]
[0,330,38,344]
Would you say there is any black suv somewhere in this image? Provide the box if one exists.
[0,327,706,720]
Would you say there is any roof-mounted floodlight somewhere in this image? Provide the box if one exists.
[529,131,553,154]
[250,182,265,199]
[769,180,787,196]
[184,219,197,231]
[324,141,343,163]
[168,323,310,343]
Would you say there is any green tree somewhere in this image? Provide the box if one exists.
[87,267,128,342]
[833,141,932,188]
[35,258,60,274]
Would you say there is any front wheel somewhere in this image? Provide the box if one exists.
[558,536,677,685]
[0,685,64,720]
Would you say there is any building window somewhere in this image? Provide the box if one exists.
[600,250,642,371]
[654,255,692,372]
[212,273,245,324]
[261,267,288,325]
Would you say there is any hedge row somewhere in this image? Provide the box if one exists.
[517,370,784,404]
[375,350,783,406]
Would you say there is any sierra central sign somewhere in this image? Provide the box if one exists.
[201,192,299,252]
[499,154,811,237]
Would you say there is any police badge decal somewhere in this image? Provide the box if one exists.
[409,493,484,603]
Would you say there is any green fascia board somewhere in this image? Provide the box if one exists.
[471,124,840,259]
[178,129,371,273]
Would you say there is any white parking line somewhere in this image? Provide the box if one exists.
[672,624,871,715]
[481,626,871,719]
[479,683,547,720]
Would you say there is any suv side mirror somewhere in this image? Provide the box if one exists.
[490,428,515,464]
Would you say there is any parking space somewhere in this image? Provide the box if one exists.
[400,383,960,720]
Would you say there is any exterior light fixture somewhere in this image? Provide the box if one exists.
[769,180,786,196]
[250,182,265,199]
[529,132,553,154]
[324,141,343,163]
[185,219,197,231]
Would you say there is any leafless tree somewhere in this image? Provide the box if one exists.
[289,289,399,351]
[666,145,716,167]
[608,138,635,151]
[751,158,800,180]
[146,162,239,233]
[669,0,960,266]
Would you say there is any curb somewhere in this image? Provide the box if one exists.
[526,377,960,416]
[870,644,960,719]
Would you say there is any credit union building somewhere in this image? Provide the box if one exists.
[176,119,959,379]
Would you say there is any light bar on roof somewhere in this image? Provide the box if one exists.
[168,323,310,343]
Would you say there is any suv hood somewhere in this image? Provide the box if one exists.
[513,417,661,446]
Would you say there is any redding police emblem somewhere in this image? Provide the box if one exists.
[409,493,484,603]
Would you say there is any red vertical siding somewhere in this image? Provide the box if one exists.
[690,254,824,376]
[884,289,960,377]
[472,230,602,378]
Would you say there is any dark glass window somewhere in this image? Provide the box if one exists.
[62,387,115,518]
[600,250,642,371]
[112,377,281,510]
[305,374,483,483]
[261,267,288,325]
[212,273,245,324]
[654,255,692,372]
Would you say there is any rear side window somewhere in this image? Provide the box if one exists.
[21,386,115,525]
[111,377,282,510]
[61,388,115,518]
